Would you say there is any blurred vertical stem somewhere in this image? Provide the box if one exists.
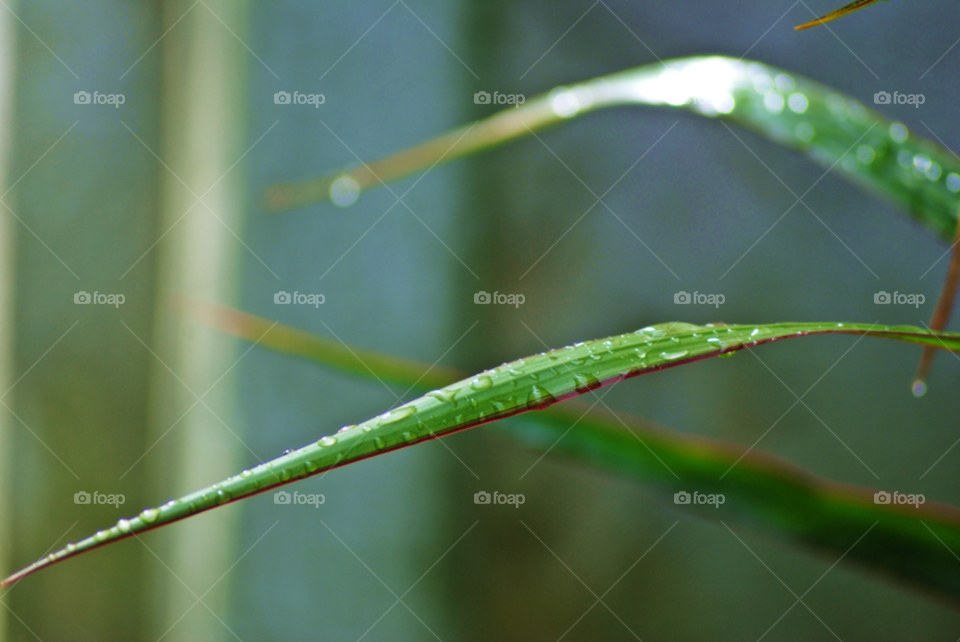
[145,2,250,640]
[915,201,960,394]
[0,2,17,640]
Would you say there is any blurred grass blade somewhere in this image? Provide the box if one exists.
[794,0,887,30]
[265,56,960,242]
[9,309,960,603]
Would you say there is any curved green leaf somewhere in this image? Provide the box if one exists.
[264,56,960,241]
[7,316,960,604]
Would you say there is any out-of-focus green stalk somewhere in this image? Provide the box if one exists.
[794,0,887,30]
[8,301,960,605]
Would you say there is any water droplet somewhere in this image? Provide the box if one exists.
[94,530,109,542]
[402,431,415,443]
[362,425,372,432]
[947,173,960,192]
[383,406,415,424]
[470,398,478,408]
[470,375,493,390]
[550,88,580,117]
[329,175,360,207]
[752,74,773,94]
[46,553,56,563]
[427,389,457,404]
[774,74,795,93]
[763,92,784,114]
[241,469,253,478]
[66,543,77,553]
[913,154,932,174]
[889,122,908,143]
[374,437,387,450]
[305,460,318,472]
[526,385,557,410]
[217,489,231,503]
[912,380,927,398]
[787,93,808,113]
[117,519,131,533]
[283,449,293,455]
[279,469,291,481]
[660,350,689,361]
[140,508,160,523]
[319,436,338,447]
[573,373,601,394]
[338,425,356,433]
[491,400,505,412]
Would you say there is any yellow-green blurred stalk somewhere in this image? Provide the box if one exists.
[144,2,250,640]
[0,2,18,640]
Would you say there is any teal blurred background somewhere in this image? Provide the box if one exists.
[1,1,960,640]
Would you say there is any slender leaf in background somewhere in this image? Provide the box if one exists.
[263,57,959,244]
[794,0,889,30]
[8,306,960,604]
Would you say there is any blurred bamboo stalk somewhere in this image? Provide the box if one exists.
[0,2,18,640]
[144,2,250,640]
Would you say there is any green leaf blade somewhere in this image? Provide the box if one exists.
[8,319,960,594]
